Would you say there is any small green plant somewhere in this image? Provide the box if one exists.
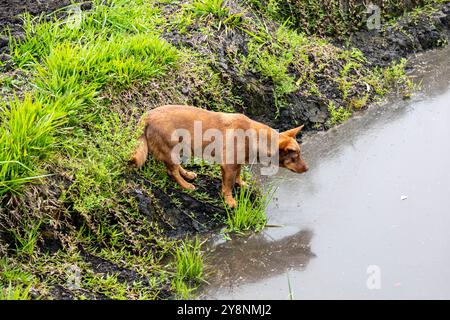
[1,1,177,196]
[190,0,230,19]
[9,218,42,257]
[0,283,33,300]
[188,0,242,31]
[348,94,369,110]
[383,58,408,85]
[326,101,352,127]
[0,258,36,300]
[174,238,204,284]
[0,258,35,285]
[225,184,273,233]
[85,274,130,300]
[383,58,415,97]
[173,278,195,299]
[241,27,299,114]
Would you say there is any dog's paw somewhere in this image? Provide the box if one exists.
[235,179,247,187]
[184,183,196,191]
[225,197,237,209]
[184,171,197,180]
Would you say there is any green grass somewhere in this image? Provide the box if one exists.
[174,238,204,283]
[382,58,415,97]
[187,0,243,30]
[0,95,63,196]
[239,22,397,116]
[0,257,37,300]
[0,1,190,299]
[8,1,162,67]
[0,0,177,196]
[83,272,159,300]
[9,218,42,257]
[0,283,33,300]
[190,0,230,19]
[326,101,352,127]
[225,184,274,233]
[240,24,300,112]
[0,258,34,284]
[172,238,205,298]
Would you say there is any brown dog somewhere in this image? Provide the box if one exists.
[130,105,308,208]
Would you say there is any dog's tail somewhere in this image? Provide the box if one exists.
[129,124,149,168]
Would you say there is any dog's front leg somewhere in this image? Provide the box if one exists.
[221,164,238,208]
[234,164,246,187]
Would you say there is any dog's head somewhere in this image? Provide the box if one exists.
[278,125,308,174]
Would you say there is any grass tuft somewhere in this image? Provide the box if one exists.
[0,95,64,195]
[326,101,352,127]
[174,238,204,284]
[190,0,230,19]
[0,283,33,300]
[225,184,274,233]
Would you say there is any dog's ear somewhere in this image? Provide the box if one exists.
[278,136,296,153]
[281,125,304,138]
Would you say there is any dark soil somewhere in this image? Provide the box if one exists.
[0,0,88,53]
[347,3,450,67]
[82,252,172,299]
[128,171,227,238]
[50,284,108,300]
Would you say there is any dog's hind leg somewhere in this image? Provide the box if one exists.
[179,165,197,181]
[165,163,195,190]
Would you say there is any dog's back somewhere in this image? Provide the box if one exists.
[139,105,269,162]
[144,104,253,134]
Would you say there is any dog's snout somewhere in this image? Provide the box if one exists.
[303,165,309,172]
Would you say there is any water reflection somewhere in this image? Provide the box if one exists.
[207,229,314,285]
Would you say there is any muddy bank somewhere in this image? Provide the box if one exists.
[348,3,450,67]
[1,0,450,300]
[128,172,227,238]
[255,0,435,37]
[161,1,450,130]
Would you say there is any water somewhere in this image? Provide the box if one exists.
[203,46,450,300]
